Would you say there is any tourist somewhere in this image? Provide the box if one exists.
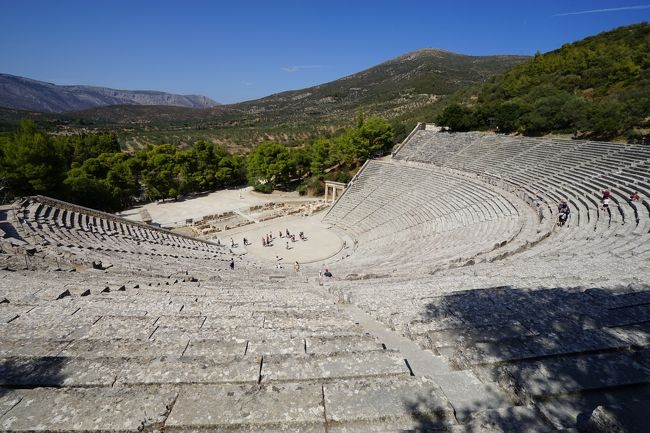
[601,188,610,201]
[557,201,570,227]
[294,261,300,272]
[279,231,283,238]
[230,238,234,247]
[229,258,234,270]
[286,229,290,237]
[243,237,248,246]
[602,196,609,212]
[286,241,289,250]
[262,237,266,247]
[630,191,641,224]
[631,191,640,202]
[323,268,333,278]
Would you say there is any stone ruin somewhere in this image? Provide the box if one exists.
[0,126,649,432]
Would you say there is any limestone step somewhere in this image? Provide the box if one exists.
[165,383,325,432]
[116,356,260,385]
[261,350,409,383]
[0,387,177,432]
[0,356,120,387]
[323,376,455,432]
[493,351,650,399]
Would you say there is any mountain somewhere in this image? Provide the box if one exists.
[436,23,650,141]
[231,49,528,123]
[0,73,219,112]
[0,49,528,150]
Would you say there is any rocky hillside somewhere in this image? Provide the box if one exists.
[0,73,219,112]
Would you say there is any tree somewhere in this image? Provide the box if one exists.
[360,117,395,156]
[138,144,181,201]
[436,104,477,132]
[247,142,295,192]
[64,152,138,211]
[0,120,67,199]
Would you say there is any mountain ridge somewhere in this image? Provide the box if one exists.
[0,48,529,150]
[0,73,219,112]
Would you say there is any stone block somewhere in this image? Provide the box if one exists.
[165,383,324,431]
[84,316,157,340]
[500,351,650,398]
[61,338,187,358]
[0,387,177,431]
[306,334,383,354]
[154,315,206,329]
[182,338,247,357]
[247,338,305,355]
[0,356,121,387]
[262,350,409,382]
[453,406,556,433]
[0,338,70,357]
[116,356,260,385]
[324,377,454,431]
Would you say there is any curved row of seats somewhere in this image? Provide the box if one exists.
[322,129,650,432]
[11,196,225,271]
[323,160,539,274]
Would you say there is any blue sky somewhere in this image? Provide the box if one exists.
[1,1,648,103]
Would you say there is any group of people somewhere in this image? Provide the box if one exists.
[261,228,308,248]
[557,200,571,226]
[557,188,642,226]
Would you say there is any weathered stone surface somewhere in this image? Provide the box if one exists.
[0,387,177,431]
[263,317,362,333]
[83,316,157,339]
[61,338,187,358]
[116,356,259,385]
[581,402,649,433]
[0,393,22,418]
[423,321,534,349]
[182,338,247,357]
[324,377,454,431]
[247,338,305,355]
[165,383,324,431]
[262,351,409,382]
[536,385,650,430]
[0,338,70,357]
[451,406,556,433]
[154,315,206,329]
[306,334,383,354]
[201,315,263,330]
[0,356,121,387]
[500,352,650,398]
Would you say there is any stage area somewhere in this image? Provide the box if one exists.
[227,216,343,264]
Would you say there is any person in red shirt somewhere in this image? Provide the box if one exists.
[601,188,610,201]
[631,191,640,202]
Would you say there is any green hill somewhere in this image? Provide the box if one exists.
[1,49,527,151]
[435,23,650,142]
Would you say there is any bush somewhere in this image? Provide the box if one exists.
[253,182,274,194]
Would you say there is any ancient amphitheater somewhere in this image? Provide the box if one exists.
[1,124,649,432]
